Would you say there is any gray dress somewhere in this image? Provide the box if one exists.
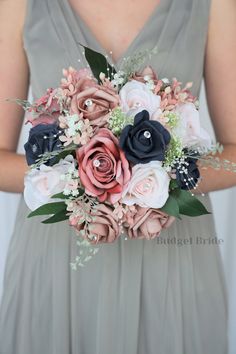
[0,0,228,353]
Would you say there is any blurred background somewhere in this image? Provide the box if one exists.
[0,85,235,353]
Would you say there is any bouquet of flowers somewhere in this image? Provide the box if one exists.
[17,46,234,267]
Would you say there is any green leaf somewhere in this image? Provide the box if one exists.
[169,179,179,190]
[51,192,68,200]
[53,149,75,164]
[42,210,69,224]
[160,195,181,219]
[5,97,32,111]
[172,189,210,217]
[81,44,116,83]
[28,202,66,218]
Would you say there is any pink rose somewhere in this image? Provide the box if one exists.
[173,103,211,150]
[124,207,175,240]
[61,67,96,97]
[70,85,120,128]
[24,156,74,211]
[27,88,61,127]
[71,203,121,244]
[77,128,131,203]
[122,161,170,209]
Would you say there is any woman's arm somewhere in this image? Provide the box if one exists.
[199,0,236,193]
[0,0,29,193]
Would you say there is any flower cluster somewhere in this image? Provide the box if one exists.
[21,47,218,266]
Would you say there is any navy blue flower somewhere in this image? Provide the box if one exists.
[175,156,200,190]
[24,124,62,166]
[119,110,171,165]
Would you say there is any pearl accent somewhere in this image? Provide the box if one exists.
[143,183,151,191]
[144,130,151,139]
[93,159,101,167]
[133,102,141,108]
[85,99,93,107]
[144,75,150,81]
[32,144,37,153]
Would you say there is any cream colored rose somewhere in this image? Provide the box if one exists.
[119,80,162,120]
[122,161,170,208]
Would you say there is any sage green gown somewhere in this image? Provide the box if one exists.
[0,0,228,353]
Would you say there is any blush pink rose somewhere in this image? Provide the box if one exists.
[70,85,120,128]
[173,102,211,150]
[24,156,74,211]
[119,80,162,120]
[122,161,170,209]
[71,203,121,244]
[77,128,131,203]
[124,207,175,240]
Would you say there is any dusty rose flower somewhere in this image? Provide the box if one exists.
[27,88,61,126]
[160,79,196,112]
[131,66,158,84]
[70,85,119,128]
[71,203,121,244]
[33,88,60,113]
[76,128,131,203]
[61,67,96,97]
[27,113,57,127]
[124,207,175,240]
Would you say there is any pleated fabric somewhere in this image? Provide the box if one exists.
[0,0,228,353]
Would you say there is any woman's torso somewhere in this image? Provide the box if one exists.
[23,0,211,100]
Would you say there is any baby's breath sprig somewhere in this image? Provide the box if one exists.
[70,238,99,270]
[5,98,32,111]
[54,87,70,114]
[210,142,224,155]
[165,112,180,129]
[164,137,184,170]
[31,144,77,169]
[66,194,98,229]
[120,46,158,82]
[108,107,134,136]
[111,71,126,88]
[66,195,100,269]
[60,164,82,199]
[198,155,236,173]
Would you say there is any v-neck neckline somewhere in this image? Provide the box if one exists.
[63,0,165,68]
